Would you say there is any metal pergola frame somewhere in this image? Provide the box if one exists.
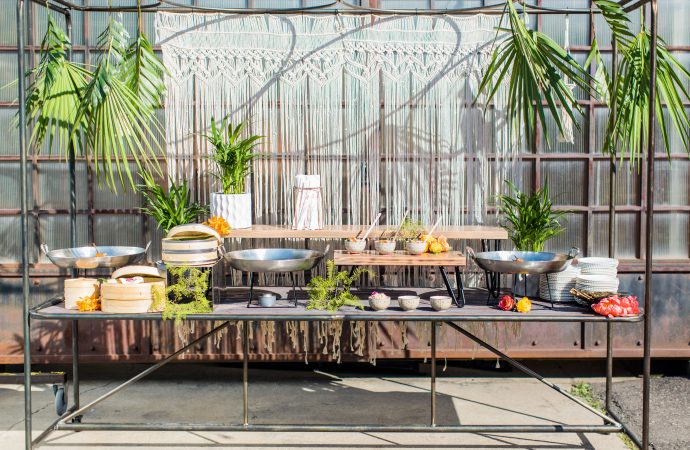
[15,0,658,449]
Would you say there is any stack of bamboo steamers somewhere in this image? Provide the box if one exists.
[161,224,223,266]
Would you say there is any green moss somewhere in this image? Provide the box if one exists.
[151,266,212,324]
[306,260,373,312]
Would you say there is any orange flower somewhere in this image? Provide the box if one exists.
[203,216,231,236]
[76,292,101,312]
[516,297,532,313]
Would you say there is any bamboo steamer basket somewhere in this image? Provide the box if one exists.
[101,265,166,313]
[64,278,100,310]
[162,224,222,266]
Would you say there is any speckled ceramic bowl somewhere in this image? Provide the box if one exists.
[406,240,427,255]
[344,238,367,254]
[368,294,391,311]
[374,239,396,255]
[430,295,452,311]
[398,295,420,311]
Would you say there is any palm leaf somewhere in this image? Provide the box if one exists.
[121,32,166,115]
[476,0,595,149]
[72,15,164,191]
[24,15,89,155]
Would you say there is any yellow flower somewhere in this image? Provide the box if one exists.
[76,292,101,312]
[203,216,231,236]
[516,297,532,313]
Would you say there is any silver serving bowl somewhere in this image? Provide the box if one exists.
[224,248,326,273]
[469,247,579,275]
[42,243,148,269]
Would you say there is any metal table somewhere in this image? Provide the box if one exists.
[26,288,643,448]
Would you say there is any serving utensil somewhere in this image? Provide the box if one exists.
[361,212,382,241]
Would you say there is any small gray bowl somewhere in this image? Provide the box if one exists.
[398,295,420,311]
[344,238,367,254]
[406,240,427,255]
[374,239,396,255]
[430,295,452,311]
[368,294,391,311]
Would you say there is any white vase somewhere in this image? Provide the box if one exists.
[210,192,252,229]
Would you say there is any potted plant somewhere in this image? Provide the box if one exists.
[139,172,208,234]
[496,181,565,252]
[497,181,565,297]
[205,116,262,229]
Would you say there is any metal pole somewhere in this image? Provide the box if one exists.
[606,33,619,414]
[430,322,437,427]
[64,11,81,414]
[642,1,658,449]
[243,320,249,426]
[16,0,32,448]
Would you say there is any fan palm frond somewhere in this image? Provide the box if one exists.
[72,15,164,190]
[476,0,595,149]
[25,15,88,154]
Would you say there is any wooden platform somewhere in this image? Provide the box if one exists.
[333,250,466,267]
[225,224,507,240]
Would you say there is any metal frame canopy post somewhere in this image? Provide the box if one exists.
[16,1,656,449]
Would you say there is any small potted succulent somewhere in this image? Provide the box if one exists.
[205,116,262,229]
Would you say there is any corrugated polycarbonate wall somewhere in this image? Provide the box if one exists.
[0,0,689,364]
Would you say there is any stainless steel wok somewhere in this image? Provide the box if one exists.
[224,248,327,273]
[41,243,149,269]
[468,247,579,275]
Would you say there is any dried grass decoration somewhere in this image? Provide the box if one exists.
[150,266,212,323]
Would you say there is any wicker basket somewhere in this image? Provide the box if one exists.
[101,266,166,313]
[64,278,100,310]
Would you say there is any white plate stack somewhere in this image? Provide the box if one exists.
[575,274,620,293]
[577,257,619,278]
[575,257,619,294]
[539,266,580,303]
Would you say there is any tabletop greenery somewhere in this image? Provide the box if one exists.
[139,172,208,233]
[497,181,565,252]
[205,116,262,195]
[307,260,373,312]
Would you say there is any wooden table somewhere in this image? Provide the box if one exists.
[225,224,508,240]
[333,250,467,307]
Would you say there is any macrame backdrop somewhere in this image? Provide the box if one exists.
[155,13,520,231]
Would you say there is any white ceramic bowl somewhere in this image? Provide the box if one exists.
[344,238,367,254]
[398,295,420,311]
[368,294,391,311]
[406,240,427,255]
[429,295,452,311]
[374,239,396,255]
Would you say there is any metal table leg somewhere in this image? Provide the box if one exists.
[454,267,466,308]
[72,319,81,422]
[243,320,250,426]
[430,322,437,427]
[439,267,460,308]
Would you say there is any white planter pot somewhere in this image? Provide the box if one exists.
[211,192,252,229]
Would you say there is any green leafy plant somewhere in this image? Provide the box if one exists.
[205,116,262,195]
[476,0,594,148]
[139,172,208,233]
[497,181,565,252]
[159,266,212,324]
[24,7,166,191]
[307,260,373,312]
[396,217,426,241]
[591,0,690,162]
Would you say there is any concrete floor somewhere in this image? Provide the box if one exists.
[0,363,633,450]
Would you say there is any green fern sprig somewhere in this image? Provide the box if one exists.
[306,260,373,312]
